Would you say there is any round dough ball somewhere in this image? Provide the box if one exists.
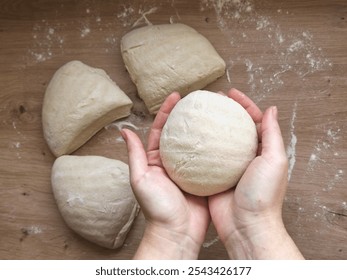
[160,90,258,196]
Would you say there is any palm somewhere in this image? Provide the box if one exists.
[209,88,288,244]
[122,92,210,246]
[135,164,209,240]
[209,156,286,242]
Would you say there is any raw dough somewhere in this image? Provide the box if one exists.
[121,23,226,114]
[51,155,139,249]
[42,60,133,157]
[160,90,258,196]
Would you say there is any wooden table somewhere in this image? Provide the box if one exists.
[0,0,346,260]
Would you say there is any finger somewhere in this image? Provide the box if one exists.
[260,107,287,161]
[121,128,148,181]
[227,88,263,124]
[147,92,181,152]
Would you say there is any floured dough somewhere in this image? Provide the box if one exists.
[51,155,139,249]
[160,90,258,196]
[42,60,133,157]
[121,23,226,114]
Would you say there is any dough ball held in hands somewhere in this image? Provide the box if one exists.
[160,90,258,196]
[51,155,140,249]
[42,60,133,157]
[121,23,226,114]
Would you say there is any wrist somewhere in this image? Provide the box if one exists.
[134,223,201,260]
[223,215,304,260]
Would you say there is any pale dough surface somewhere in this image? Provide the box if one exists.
[160,90,258,196]
[121,23,226,114]
[42,60,133,157]
[51,155,139,249]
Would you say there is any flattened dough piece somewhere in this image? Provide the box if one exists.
[52,155,140,249]
[160,90,258,196]
[42,60,133,157]
[121,23,226,114]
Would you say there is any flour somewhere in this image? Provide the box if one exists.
[308,126,341,171]
[10,141,22,159]
[27,20,64,64]
[80,26,91,38]
[201,1,343,240]
[306,124,343,194]
[202,236,220,248]
[286,102,298,181]
[10,121,25,159]
[104,113,151,144]
[117,5,136,27]
[117,4,159,27]
[325,169,344,192]
[25,1,183,65]
[106,121,140,131]
[200,0,332,102]
[13,142,21,148]
[226,68,231,84]
[256,16,270,30]
[23,225,43,235]
[132,7,159,27]
[200,0,253,21]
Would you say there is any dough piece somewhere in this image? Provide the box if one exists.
[121,23,226,114]
[42,60,133,157]
[160,90,258,196]
[51,155,139,249]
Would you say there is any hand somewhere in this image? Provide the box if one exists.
[208,88,304,259]
[121,92,210,259]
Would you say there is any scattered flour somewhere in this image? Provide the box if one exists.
[27,20,65,64]
[10,121,25,159]
[200,0,332,102]
[286,102,298,181]
[23,225,43,235]
[308,126,341,172]
[132,7,159,27]
[202,236,220,248]
[117,4,136,27]
[104,113,151,145]
[200,0,254,26]
[26,1,182,64]
[117,4,159,27]
[201,1,343,241]
[80,26,91,38]
[106,121,140,131]
[306,124,343,192]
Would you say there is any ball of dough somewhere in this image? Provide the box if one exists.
[160,90,258,196]
[51,155,139,249]
[121,23,225,114]
[42,60,133,157]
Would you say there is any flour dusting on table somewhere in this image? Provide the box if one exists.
[200,0,332,102]
[287,102,298,181]
[201,0,344,236]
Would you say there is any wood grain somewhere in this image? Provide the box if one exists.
[0,0,346,259]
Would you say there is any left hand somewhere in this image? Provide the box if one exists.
[121,92,210,259]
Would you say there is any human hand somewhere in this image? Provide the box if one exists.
[209,88,303,259]
[121,92,210,259]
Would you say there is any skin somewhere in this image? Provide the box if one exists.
[121,88,304,260]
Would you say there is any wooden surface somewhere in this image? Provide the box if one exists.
[0,0,346,260]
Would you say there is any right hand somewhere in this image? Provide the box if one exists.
[208,88,303,259]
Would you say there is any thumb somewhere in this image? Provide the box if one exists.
[261,107,288,167]
[121,129,148,184]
